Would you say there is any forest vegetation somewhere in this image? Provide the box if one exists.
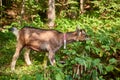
[0,0,120,80]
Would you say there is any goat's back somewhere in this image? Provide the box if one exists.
[18,27,63,51]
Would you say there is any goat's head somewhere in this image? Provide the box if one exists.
[75,27,89,41]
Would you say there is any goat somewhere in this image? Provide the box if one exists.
[10,26,88,71]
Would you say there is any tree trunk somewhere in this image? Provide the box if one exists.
[47,0,55,29]
[20,0,25,26]
[0,0,2,8]
[80,0,84,14]
[0,0,2,18]
[0,0,2,28]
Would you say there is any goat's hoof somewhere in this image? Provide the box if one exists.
[27,63,32,66]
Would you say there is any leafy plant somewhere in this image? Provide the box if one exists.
[0,1,120,79]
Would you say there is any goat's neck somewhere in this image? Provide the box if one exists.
[65,32,77,43]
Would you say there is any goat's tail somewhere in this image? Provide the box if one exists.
[9,27,19,37]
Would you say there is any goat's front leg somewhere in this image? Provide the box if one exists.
[24,48,32,65]
[48,51,56,65]
[11,42,23,71]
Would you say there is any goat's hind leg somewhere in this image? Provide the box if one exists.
[48,51,56,66]
[11,42,23,71]
[24,48,32,65]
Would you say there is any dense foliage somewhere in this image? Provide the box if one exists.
[0,0,120,80]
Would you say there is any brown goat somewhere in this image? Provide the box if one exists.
[10,27,88,71]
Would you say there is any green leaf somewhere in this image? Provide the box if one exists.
[101,45,110,51]
[99,50,104,57]
[98,64,103,74]
[93,47,101,54]
[85,46,90,51]
[92,59,101,66]
[111,47,117,53]
[109,58,117,65]
[92,70,98,80]
[65,75,73,80]
[105,65,114,72]
[36,74,43,80]
[75,57,85,66]
[55,73,64,80]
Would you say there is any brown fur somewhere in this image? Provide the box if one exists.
[11,27,88,71]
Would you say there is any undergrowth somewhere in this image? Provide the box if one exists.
[0,15,120,80]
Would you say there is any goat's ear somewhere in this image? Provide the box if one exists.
[76,26,81,36]
[82,30,86,34]
[78,31,82,36]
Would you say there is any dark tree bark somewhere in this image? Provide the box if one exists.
[0,0,2,29]
[0,0,2,18]
[0,0,2,7]
[47,0,55,29]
